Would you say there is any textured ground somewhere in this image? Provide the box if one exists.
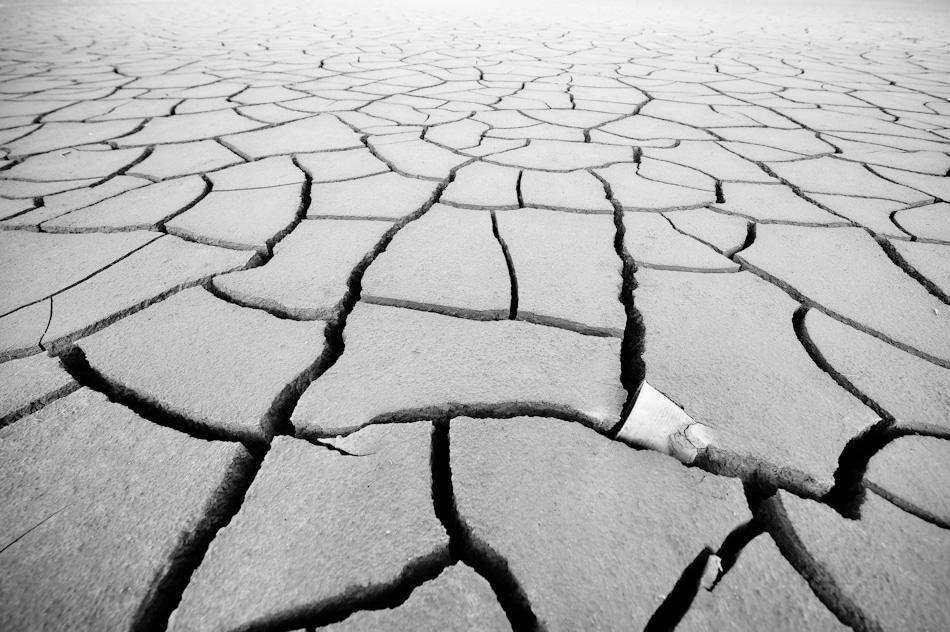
[1,0,949,630]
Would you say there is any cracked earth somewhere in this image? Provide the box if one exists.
[1,0,949,630]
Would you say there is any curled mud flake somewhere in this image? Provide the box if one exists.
[616,381,715,464]
[699,554,723,591]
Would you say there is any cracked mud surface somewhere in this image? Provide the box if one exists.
[1,0,949,630]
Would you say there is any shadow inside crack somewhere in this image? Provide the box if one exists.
[295,401,618,443]
[234,547,450,632]
[57,346,263,452]
[642,547,714,632]
[132,450,261,632]
[431,418,540,632]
